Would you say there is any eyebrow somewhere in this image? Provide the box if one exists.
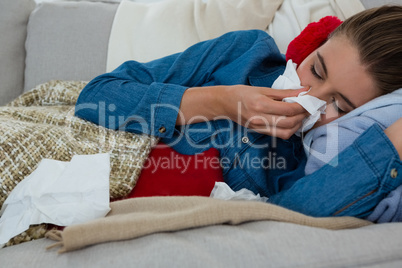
[339,93,357,109]
[317,52,328,77]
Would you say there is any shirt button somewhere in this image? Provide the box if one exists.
[158,126,166,133]
[391,168,398,179]
[241,136,249,144]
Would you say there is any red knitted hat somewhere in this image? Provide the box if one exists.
[285,16,343,66]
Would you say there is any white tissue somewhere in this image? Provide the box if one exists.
[0,154,111,246]
[284,91,327,133]
[210,182,268,202]
[272,60,327,134]
[271,60,304,90]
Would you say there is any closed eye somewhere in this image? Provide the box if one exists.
[331,97,347,114]
[310,64,323,80]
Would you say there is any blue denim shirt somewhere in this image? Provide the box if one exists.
[75,30,402,218]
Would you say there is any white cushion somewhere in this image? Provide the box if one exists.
[107,0,283,71]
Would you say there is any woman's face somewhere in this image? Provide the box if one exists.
[296,35,380,127]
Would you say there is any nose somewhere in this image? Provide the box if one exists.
[305,85,332,103]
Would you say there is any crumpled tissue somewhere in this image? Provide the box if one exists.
[0,153,111,246]
[271,60,327,134]
[210,182,268,202]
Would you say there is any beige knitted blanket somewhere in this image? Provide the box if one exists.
[0,81,157,246]
[45,196,372,253]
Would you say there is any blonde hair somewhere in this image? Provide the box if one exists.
[330,5,402,94]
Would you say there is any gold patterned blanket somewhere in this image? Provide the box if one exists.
[0,81,157,244]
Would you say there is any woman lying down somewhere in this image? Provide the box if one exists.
[75,6,402,221]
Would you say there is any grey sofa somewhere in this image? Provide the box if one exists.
[1,0,402,267]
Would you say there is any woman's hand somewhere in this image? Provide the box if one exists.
[177,85,309,139]
[385,117,402,159]
[221,85,309,139]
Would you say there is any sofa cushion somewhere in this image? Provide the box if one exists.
[24,1,119,92]
[360,0,402,9]
[107,0,283,71]
[2,221,402,267]
[0,0,35,105]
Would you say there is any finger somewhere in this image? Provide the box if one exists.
[271,113,307,129]
[249,114,305,130]
[274,123,303,140]
[264,87,309,100]
[263,100,309,117]
[251,121,303,140]
[245,113,305,132]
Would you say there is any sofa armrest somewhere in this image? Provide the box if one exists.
[0,0,35,105]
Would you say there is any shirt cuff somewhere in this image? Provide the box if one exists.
[149,82,188,139]
[354,124,402,191]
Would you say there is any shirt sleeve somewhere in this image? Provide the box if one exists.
[75,71,188,138]
[74,56,197,138]
[304,103,402,176]
[74,30,273,138]
[269,124,402,218]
